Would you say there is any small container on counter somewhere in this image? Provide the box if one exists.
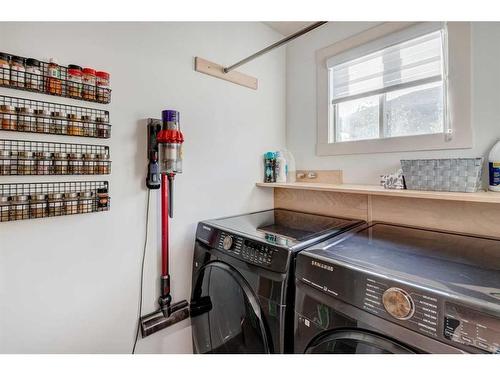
[30,194,47,219]
[1,105,16,130]
[53,152,68,174]
[97,188,109,209]
[34,151,52,175]
[10,195,29,220]
[81,115,95,137]
[96,153,110,174]
[78,191,94,214]
[68,153,84,174]
[50,111,67,134]
[83,153,96,174]
[34,109,50,133]
[67,65,83,98]
[96,71,110,103]
[17,107,35,132]
[47,58,62,95]
[10,56,25,88]
[25,58,42,91]
[67,113,82,136]
[96,117,109,138]
[0,195,10,222]
[0,150,10,175]
[82,68,96,101]
[0,53,11,85]
[48,193,63,216]
[17,151,35,175]
[64,192,79,215]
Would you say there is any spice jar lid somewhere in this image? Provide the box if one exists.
[11,56,25,64]
[49,58,59,65]
[0,195,9,203]
[82,68,96,75]
[83,153,96,160]
[79,191,93,198]
[31,194,46,202]
[12,195,29,202]
[48,193,63,200]
[64,192,78,199]
[26,58,41,67]
[0,53,11,61]
[53,152,68,159]
[68,69,82,77]
[96,71,110,79]
[69,153,83,159]
[68,64,82,71]
[1,104,15,112]
[34,109,47,116]
[18,151,33,158]
[34,151,51,159]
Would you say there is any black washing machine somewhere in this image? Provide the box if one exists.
[294,223,500,354]
[190,209,363,354]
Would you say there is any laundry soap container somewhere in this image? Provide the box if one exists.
[489,140,500,191]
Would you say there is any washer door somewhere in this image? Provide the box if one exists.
[191,261,271,354]
[305,329,416,354]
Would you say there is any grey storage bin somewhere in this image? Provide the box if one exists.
[400,158,483,193]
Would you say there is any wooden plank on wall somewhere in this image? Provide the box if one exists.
[194,57,258,90]
[274,188,368,221]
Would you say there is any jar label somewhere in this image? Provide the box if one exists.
[48,67,61,79]
[489,162,500,186]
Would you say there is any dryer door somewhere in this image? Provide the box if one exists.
[190,261,272,353]
[305,329,416,354]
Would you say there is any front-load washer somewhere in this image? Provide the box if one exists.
[190,209,364,353]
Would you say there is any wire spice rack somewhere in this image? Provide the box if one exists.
[0,95,111,139]
[0,181,110,222]
[0,139,111,176]
[0,55,111,104]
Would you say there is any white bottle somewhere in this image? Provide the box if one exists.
[275,151,287,183]
[280,149,296,183]
[489,140,500,191]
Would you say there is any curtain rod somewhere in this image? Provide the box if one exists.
[223,21,328,73]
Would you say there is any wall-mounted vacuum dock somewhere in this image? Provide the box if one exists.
[141,111,189,338]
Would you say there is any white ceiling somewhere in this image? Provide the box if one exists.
[263,22,316,36]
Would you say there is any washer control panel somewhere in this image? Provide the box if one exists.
[444,302,500,354]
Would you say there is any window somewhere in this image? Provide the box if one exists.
[329,29,446,143]
[316,22,472,156]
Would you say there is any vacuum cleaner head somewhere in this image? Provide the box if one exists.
[140,300,190,338]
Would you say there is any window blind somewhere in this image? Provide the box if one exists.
[329,29,444,104]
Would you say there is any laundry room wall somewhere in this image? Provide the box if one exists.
[0,22,286,353]
[286,22,500,184]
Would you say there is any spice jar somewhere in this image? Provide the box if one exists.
[50,111,67,134]
[17,151,35,175]
[0,196,10,222]
[47,58,62,95]
[0,150,10,175]
[53,152,68,174]
[64,192,79,215]
[78,191,94,214]
[82,68,96,101]
[25,58,42,91]
[11,195,29,220]
[83,153,96,174]
[68,153,83,174]
[48,193,63,216]
[10,56,25,88]
[30,194,47,219]
[81,115,95,137]
[96,153,110,174]
[17,107,35,132]
[34,151,52,175]
[0,53,11,85]
[96,71,110,103]
[67,113,81,136]
[96,117,109,138]
[97,188,109,209]
[67,64,83,98]
[34,109,50,133]
[1,105,16,130]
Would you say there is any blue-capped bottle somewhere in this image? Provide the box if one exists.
[264,152,276,183]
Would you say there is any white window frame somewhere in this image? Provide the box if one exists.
[316,22,472,156]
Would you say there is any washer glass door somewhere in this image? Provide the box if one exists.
[191,261,271,353]
[305,329,416,354]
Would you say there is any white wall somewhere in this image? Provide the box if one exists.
[0,22,286,353]
[286,22,500,184]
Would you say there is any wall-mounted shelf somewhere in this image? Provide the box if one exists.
[0,95,111,138]
[256,182,500,204]
[0,54,111,104]
[0,181,110,222]
[0,139,111,176]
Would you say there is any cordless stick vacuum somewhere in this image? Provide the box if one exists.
[140,111,189,338]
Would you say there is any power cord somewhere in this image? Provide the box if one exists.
[132,189,151,354]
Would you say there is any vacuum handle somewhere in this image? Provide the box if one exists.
[168,174,174,218]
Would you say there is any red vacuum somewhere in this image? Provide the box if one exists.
[140,111,189,338]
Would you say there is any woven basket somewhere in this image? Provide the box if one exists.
[400,158,483,193]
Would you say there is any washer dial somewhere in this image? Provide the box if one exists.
[382,287,415,320]
[222,235,234,250]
